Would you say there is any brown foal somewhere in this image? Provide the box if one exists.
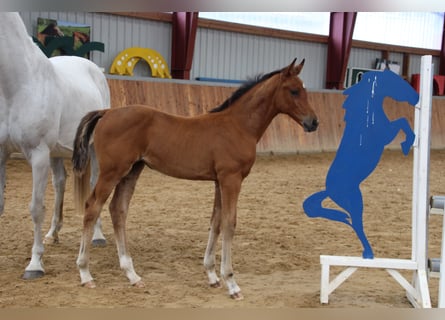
[72,58,318,300]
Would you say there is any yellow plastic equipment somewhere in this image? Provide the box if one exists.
[110,47,171,78]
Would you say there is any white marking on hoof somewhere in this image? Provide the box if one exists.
[82,281,96,288]
[206,269,220,287]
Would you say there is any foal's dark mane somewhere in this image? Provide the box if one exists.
[209,69,282,113]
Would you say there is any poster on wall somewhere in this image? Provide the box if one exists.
[34,17,104,58]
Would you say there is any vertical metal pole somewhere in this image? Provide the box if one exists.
[439,210,445,307]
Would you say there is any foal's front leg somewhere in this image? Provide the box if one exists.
[204,181,222,288]
[219,174,243,300]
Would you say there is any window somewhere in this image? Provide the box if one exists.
[199,12,444,50]
[198,12,330,36]
[353,12,444,50]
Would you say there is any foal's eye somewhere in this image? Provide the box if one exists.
[290,89,299,96]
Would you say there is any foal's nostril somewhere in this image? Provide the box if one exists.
[304,118,319,132]
[313,118,319,129]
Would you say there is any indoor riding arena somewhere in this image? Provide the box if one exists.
[1,11,445,309]
[1,78,445,308]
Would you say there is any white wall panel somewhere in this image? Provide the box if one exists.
[192,27,327,89]
[348,47,380,70]
[409,55,440,76]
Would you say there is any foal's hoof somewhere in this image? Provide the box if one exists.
[92,239,107,247]
[132,280,145,288]
[210,281,222,288]
[22,270,44,280]
[82,281,96,288]
[230,292,244,301]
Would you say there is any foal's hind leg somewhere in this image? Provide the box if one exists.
[108,161,145,287]
[204,181,222,288]
[89,147,107,247]
[44,158,66,244]
[77,174,116,287]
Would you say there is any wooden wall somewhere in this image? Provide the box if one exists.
[107,78,445,154]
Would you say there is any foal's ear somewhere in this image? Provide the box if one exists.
[283,58,305,76]
[294,58,305,75]
[283,58,297,76]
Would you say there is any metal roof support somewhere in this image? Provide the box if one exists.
[325,12,357,89]
[439,13,445,75]
[171,12,198,80]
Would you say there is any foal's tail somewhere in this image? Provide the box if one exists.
[72,109,107,216]
[72,110,107,175]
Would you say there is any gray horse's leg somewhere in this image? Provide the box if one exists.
[0,149,9,216]
[23,145,51,279]
[44,158,66,244]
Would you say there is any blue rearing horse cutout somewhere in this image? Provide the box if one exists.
[303,69,419,259]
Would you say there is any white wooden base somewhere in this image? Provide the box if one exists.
[320,255,431,308]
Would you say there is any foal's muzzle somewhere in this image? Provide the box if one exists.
[303,117,319,132]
